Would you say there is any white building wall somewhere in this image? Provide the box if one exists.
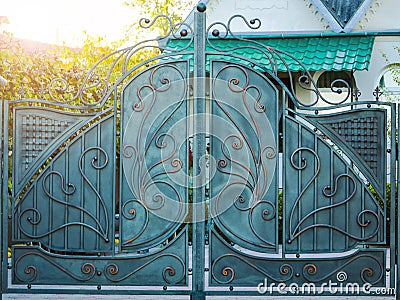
[355,36,400,101]
[354,0,400,32]
[200,0,400,103]
[205,0,329,33]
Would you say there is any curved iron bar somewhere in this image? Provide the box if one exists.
[288,148,381,243]
[211,253,293,284]
[78,147,110,240]
[122,144,140,197]
[216,158,255,188]
[14,251,96,283]
[292,210,380,242]
[213,182,275,248]
[47,15,193,107]
[302,254,383,284]
[130,64,185,200]
[207,15,351,107]
[104,253,185,284]
[290,174,357,238]
[142,133,178,190]
[17,169,108,240]
[213,65,258,164]
[142,180,183,216]
[220,134,256,187]
[288,147,320,242]
[123,181,184,247]
[259,145,276,197]
[121,199,149,246]
[248,200,277,246]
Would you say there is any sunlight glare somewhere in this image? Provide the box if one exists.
[1,0,137,46]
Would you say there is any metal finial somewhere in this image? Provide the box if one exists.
[373,86,382,101]
[197,3,206,12]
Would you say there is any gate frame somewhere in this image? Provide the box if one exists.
[0,3,397,299]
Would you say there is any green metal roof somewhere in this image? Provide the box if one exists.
[167,36,374,72]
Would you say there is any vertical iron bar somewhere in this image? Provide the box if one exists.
[191,4,206,300]
[392,103,397,292]
[0,99,3,297]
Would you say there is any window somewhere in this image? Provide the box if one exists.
[380,68,400,102]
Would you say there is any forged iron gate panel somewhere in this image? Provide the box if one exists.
[0,4,397,298]
[204,11,395,296]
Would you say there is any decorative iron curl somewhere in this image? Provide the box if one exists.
[207,15,351,108]
[211,254,293,284]
[14,252,96,283]
[45,14,193,107]
[15,168,109,240]
[207,15,261,41]
[302,254,383,284]
[104,254,185,284]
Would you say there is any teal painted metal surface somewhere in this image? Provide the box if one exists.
[0,3,396,298]
[192,6,206,300]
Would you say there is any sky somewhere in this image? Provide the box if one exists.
[0,0,139,46]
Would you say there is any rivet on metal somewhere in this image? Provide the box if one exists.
[180,29,188,37]
[212,29,219,37]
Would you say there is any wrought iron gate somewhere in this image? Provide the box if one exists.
[1,4,397,298]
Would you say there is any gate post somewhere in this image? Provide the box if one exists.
[191,3,206,300]
[0,99,3,299]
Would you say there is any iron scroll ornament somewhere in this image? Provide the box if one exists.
[16,147,110,242]
[45,15,194,107]
[210,62,278,251]
[120,62,188,248]
[287,147,380,244]
[206,15,351,108]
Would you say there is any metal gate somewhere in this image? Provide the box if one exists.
[1,4,396,298]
